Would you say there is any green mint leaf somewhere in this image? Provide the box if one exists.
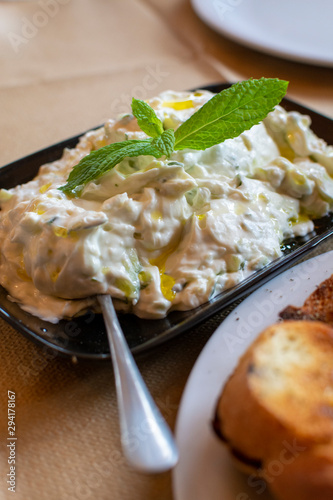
[174,78,288,150]
[59,139,162,196]
[131,98,164,138]
[59,78,288,197]
[151,129,175,157]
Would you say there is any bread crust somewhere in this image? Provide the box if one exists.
[280,274,333,325]
[268,444,333,500]
[214,320,333,500]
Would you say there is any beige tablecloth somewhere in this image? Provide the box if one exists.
[1,1,333,499]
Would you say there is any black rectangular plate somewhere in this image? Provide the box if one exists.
[1,83,333,360]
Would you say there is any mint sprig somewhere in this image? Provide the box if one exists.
[59,78,288,196]
[174,78,288,150]
[131,97,164,138]
[59,139,163,197]
[151,128,175,157]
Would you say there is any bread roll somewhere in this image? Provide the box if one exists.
[213,320,333,500]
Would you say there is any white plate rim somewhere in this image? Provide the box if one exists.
[191,0,333,67]
[173,249,333,500]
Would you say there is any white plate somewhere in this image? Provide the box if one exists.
[173,250,333,500]
[192,0,333,67]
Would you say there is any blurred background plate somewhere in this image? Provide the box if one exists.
[192,0,333,67]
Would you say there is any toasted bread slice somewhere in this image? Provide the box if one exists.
[280,274,333,325]
[214,320,333,500]
[268,443,333,500]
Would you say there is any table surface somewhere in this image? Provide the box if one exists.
[0,1,333,499]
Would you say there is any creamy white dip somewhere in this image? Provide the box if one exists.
[1,90,333,323]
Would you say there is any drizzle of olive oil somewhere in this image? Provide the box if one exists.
[162,100,194,111]
[149,245,177,302]
[39,182,52,194]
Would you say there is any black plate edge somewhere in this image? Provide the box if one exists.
[131,229,333,356]
[1,83,332,360]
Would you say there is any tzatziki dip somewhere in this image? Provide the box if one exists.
[1,90,333,323]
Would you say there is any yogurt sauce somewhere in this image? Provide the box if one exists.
[1,90,333,323]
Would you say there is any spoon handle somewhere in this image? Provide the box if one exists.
[98,295,178,473]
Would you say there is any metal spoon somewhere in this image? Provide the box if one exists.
[98,295,179,473]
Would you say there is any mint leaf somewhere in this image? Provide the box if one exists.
[59,78,288,197]
[152,129,175,157]
[131,98,164,138]
[174,78,288,150]
[59,139,162,196]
